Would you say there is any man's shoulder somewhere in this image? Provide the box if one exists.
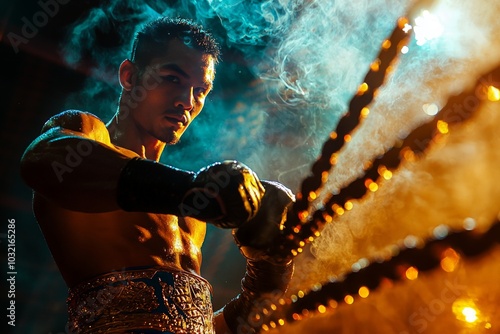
[41,110,104,132]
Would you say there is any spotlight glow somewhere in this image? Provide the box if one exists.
[462,307,478,323]
[422,103,439,116]
[488,85,500,101]
[413,10,444,46]
[453,299,481,324]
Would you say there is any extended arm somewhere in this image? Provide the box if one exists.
[21,110,264,227]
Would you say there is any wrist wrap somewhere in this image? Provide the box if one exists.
[223,260,294,333]
[117,157,194,214]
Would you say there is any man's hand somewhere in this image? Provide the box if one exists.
[222,181,295,333]
[181,161,265,228]
[233,180,295,264]
[117,158,265,228]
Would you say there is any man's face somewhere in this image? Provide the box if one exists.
[129,39,215,145]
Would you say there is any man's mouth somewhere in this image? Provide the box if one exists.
[164,113,188,126]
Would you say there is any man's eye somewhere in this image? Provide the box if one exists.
[162,75,180,83]
[194,87,209,97]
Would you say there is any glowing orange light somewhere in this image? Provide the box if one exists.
[361,107,370,118]
[308,191,317,200]
[262,324,269,331]
[278,319,285,326]
[292,313,301,321]
[377,165,393,180]
[358,286,370,298]
[453,299,480,324]
[344,134,352,142]
[398,17,409,29]
[358,83,369,95]
[402,148,416,161]
[368,182,379,192]
[269,321,276,328]
[322,213,333,223]
[405,266,419,280]
[330,131,338,139]
[335,207,345,216]
[488,85,500,101]
[330,153,338,164]
[297,290,305,298]
[370,60,380,72]
[328,300,338,308]
[382,39,392,49]
[437,120,449,134]
[344,201,354,211]
[318,305,326,313]
[344,295,354,304]
[440,248,460,273]
[321,171,329,182]
[298,211,308,222]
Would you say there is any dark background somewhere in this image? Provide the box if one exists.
[0,1,259,332]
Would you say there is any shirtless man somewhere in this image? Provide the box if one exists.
[20,17,293,334]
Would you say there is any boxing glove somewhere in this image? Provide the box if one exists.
[117,158,265,228]
[233,180,295,263]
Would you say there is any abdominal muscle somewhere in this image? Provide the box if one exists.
[33,193,206,288]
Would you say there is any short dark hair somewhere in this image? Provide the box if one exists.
[130,17,221,68]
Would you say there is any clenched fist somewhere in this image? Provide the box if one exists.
[233,180,295,264]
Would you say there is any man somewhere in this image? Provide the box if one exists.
[20,17,294,334]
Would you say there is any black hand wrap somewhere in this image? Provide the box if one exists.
[223,180,295,333]
[223,260,294,333]
[117,158,264,228]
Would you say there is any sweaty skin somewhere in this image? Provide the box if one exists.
[21,39,231,333]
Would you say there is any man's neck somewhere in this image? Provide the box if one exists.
[107,111,166,162]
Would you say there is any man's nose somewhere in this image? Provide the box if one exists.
[175,87,194,111]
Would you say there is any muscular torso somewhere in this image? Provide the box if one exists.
[34,193,207,288]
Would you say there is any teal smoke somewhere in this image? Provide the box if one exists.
[61,0,493,191]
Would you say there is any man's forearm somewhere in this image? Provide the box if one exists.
[21,130,135,212]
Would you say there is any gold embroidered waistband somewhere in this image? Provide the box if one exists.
[66,267,214,334]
